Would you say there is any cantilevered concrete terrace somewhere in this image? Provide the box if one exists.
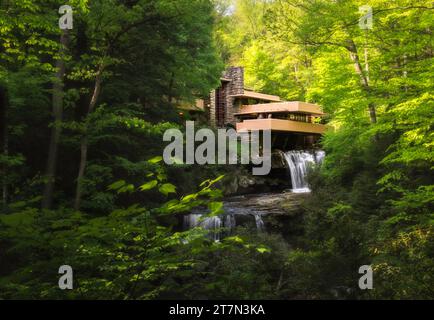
[235,101,325,116]
[235,101,327,135]
[229,90,281,103]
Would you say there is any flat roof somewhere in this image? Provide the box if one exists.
[234,101,325,116]
[229,90,281,102]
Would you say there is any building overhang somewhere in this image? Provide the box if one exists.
[229,90,281,102]
[236,119,327,135]
[235,101,325,116]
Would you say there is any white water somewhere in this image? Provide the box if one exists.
[183,210,265,241]
[183,149,325,239]
[183,214,224,241]
[254,214,265,231]
[283,150,325,193]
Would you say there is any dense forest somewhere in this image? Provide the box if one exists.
[0,0,433,300]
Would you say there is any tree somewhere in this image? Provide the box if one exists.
[72,0,222,210]
[0,0,61,209]
[0,83,8,210]
[42,29,70,209]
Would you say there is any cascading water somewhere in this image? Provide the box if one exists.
[183,213,265,241]
[315,150,326,164]
[184,213,237,242]
[183,207,266,241]
[254,214,265,231]
[283,150,325,193]
[183,151,325,239]
[225,215,236,230]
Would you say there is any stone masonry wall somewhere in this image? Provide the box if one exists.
[225,67,244,96]
[224,67,244,126]
[209,67,245,127]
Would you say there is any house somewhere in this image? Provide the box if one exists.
[203,67,327,149]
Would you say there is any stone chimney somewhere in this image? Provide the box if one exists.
[224,66,244,96]
[209,67,245,127]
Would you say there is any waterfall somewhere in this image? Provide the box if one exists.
[315,150,326,164]
[254,214,265,231]
[283,150,325,193]
[184,214,227,242]
[183,212,264,241]
[183,214,202,229]
[225,214,236,230]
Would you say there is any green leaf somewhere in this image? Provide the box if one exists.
[0,211,36,227]
[118,184,135,194]
[148,156,163,164]
[224,236,244,244]
[181,194,197,203]
[208,201,224,216]
[108,180,126,191]
[139,180,158,191]
[159,183,177,196]
[256,246,271,254]
[210,175,225,185]
[157,173,167,182]
[9,201,27,209]
[200,179,210,187]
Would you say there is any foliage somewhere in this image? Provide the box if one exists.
[214,0,433,299]
[0,0,432,300]
[0,160,225,299]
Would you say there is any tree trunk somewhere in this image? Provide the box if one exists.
[167,72,175,104]
[0,84,8,211]
[73,135,88,210]
[73,64,104,211]
[347,39,377,124]
[42,30,69,209]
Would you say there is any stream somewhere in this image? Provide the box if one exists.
[183,150,325,241]
[183,191,307,241]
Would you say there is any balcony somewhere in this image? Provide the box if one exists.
[235,101,325,116]
[236,118,327,135]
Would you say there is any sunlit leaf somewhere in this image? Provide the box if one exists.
[159,183,177,196]
[139,180,158,191]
